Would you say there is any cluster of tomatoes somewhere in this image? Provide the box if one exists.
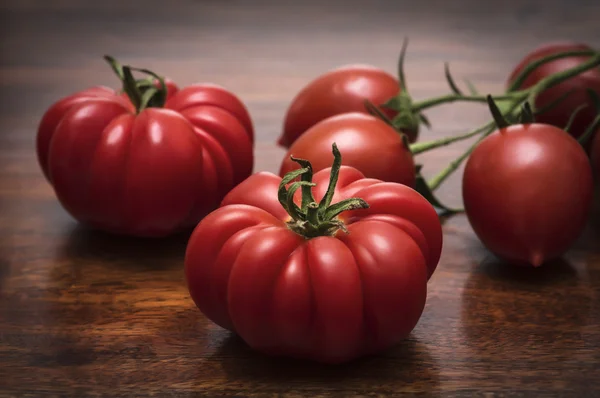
[35,42,600,364]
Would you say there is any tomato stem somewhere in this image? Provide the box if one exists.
[564,104,589,133]
[410,50,599,114]
[523,52,600,114]
[427,101,521,191]
[103,55,168,113]
[487,95,510,129]
[422,51,600,190]
[507,49,597,92]
[578,114,600,147]
[410,121,495,155]
[279,143,370,238]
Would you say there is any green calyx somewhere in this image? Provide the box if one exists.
[423,50,600,196]
[103,55,168,113]
[278,143,370,239]
[379,38,430,137]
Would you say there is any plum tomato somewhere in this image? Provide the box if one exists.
[278,65,417,148]
[279,112,416,188]
[462,122,594,266]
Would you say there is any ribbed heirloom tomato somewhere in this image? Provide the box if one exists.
[507,42,600,140]
[184,144,443,364]
[278,65,415,148]
[462,120,594,267]
[279,112,416,187]
[36,56,254,237]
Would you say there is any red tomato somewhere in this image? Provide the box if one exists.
[36,70,254,238]
[462,123,594,267]
[279,112,416,187]
[506,42,600,140]
[278,65,417,147]
[184,151,442,364]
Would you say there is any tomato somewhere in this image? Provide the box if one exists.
[184,144,442,364]
[279,112,416,188]
[462,123,594,267]
[278,65,418,147]
[36,59,254,238]
[506,42,600,140]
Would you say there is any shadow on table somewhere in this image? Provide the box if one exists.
[211,333,440,394]
[56,223,192,270]
[460,255,593,360]
[470,256,580,285]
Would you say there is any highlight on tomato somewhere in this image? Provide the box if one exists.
[184,143,443,364]
[506,42,600,141]
[462,99,594,267]
[279,112,416,188]
[36,56,254,238]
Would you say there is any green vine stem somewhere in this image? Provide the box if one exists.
[409,122,494,155]
[507,49,597,92]
[365,49,600,162]
[419,50,600,192]
[410,49,599,113]
[103,55,168,113]
[577,114,600,147]
[278,143,370,238]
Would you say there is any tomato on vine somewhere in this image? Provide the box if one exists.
[278,39,429,148]
[462,98,594,267]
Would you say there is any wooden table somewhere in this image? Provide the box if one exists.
[1,1,599,396]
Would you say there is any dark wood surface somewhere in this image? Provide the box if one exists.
[1,0,600,396]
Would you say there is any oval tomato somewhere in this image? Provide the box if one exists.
[506,42,600,140]
[36,60,254,237]
[184,144,442,364]
[278,65,416,147]
[462,123,594,267]
[279,112,416,187]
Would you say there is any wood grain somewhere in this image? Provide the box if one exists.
[1,0,600,396]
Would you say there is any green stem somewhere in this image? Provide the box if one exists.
[507,49,597,92]
[280,143,369,238]
[523,52,600,113]
[103,55,168,113]
[427,126,494,191]
[487,95,510,128]
[306,202,320,226]
[411,50,600,113]
[409,121,494,155]
[578,114,600,146]
[412,93,512,112]
[427,102,521,191]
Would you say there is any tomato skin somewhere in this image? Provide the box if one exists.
[507,42,600,140]
[278,65,415,148]
[185,166,443,364]
[37,82,254,237]
[279,112,416,187]
[462,123,594,266]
